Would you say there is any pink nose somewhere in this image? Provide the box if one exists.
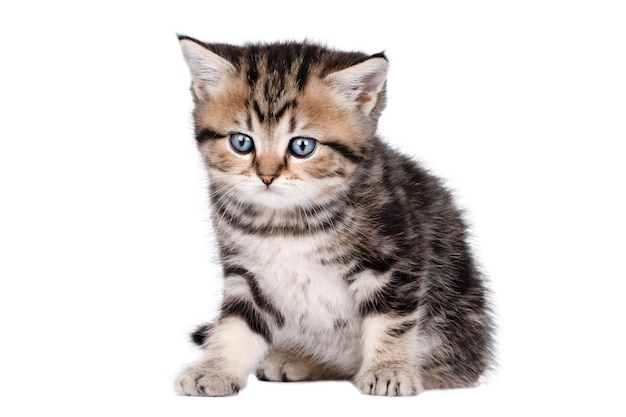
[258,174,278,186]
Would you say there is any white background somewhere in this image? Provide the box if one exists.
[1,1,625,415]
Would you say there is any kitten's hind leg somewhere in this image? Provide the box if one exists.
[420,311,493,390]
[256,348,333,382]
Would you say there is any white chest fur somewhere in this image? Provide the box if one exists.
[224,231,363,368]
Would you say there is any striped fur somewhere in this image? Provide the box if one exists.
[175,36,494,397]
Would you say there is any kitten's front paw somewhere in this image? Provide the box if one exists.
[176,364,244,397]
[354,367,423,396]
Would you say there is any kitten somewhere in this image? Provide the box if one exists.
[175,36,493,397]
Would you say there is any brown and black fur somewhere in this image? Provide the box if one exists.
[175,35,494,396]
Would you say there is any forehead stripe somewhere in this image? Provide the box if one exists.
[296,45,319,91]
[272,99,297,122]
[252,100,265,124]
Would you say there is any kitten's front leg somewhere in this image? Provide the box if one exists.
[176,317,268,396]
[349,270,424,396]
[354,314,424,396]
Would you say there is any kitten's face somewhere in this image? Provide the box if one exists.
[179,38,388,210]
[196,77,362,210]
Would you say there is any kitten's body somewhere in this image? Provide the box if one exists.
[176,37,493,396]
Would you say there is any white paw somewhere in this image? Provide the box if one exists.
[256,355,313,382]
[354,367,423,396]
[175,364,245,397]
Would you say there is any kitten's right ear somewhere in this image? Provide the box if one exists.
[178,37,236,101]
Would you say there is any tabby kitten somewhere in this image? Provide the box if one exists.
[175,35,493,397]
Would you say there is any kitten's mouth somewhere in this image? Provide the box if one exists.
[259,184,278,193]
[249,184,288,203]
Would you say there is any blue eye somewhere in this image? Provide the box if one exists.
[289,137,316,158]
[230,133,254,154]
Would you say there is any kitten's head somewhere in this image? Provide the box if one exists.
[178,36,388,210]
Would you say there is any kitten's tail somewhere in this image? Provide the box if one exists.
[190,323,213,346]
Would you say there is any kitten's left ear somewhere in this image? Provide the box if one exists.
[323,55,388,115]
